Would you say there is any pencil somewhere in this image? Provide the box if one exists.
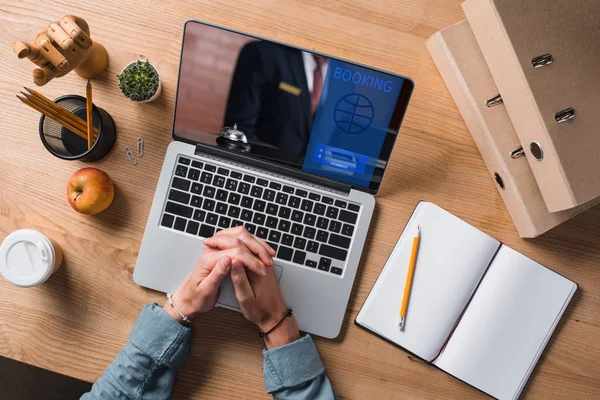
[86,80,93,148]
[24,87,98,137]
[23,92,84,132]
[21,91,84,133]
[398,225,420,330]
[17,94,88,140]
[24,87,86,131]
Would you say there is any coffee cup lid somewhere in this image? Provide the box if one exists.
[0,229,55,287]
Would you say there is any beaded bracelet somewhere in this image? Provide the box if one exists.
[259,309,293,338]
[166,293,192,325]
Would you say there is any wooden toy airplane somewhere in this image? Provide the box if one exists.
[13,15,108,86]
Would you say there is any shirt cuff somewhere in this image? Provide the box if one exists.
[129,303,193,370]
[262,335,325,393]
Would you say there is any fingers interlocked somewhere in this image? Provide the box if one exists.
[230,261,255,304]
[203,226,276,277]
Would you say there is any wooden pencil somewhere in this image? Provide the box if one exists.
[86,80,93,148]
[24,88,87,131]
[21,92,87,134]
[398,225,421,330]
[19,93,79,132]
[17,95,88,140]
[21,95,88,139]
[24,87,98,137]
[25,91,88,133]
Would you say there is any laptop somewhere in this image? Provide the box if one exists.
[134,20,414,339]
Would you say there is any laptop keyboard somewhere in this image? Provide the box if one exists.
[159,155,362,277]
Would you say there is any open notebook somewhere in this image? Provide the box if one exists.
[355,202,577,399]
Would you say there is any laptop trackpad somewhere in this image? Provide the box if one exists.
[217,265,283,311]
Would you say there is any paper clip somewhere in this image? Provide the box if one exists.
[125,147,137,165]
[137,137,144,157]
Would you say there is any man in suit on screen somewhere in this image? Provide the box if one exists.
[224,40,328,159]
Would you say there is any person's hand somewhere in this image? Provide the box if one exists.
[203,227,299,348]
[230,262,301,349]
[164,226,276,323]
[163,255,232,323]
[203,226,276,274]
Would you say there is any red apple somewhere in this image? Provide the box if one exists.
[67,167,115,215]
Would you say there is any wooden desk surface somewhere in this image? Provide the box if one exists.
[1,1,599,398]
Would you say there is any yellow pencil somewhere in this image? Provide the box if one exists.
[86,80,93,149]
[398,225,420,330]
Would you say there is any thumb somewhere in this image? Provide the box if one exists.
[201,256,231,295]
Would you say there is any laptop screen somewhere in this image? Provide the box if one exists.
[173,21,413,193]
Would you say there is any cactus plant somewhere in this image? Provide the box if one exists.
[117,60,161,102]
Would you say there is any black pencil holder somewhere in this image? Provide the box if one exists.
[39,95,117,161]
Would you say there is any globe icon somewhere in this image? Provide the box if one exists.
[334,93,374,134]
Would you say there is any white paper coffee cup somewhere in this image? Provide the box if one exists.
[0,229,63,287]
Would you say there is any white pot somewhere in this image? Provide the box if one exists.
[119,60,162,103]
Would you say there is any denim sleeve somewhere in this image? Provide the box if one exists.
[263,335,338,400]
[81,303,192,400]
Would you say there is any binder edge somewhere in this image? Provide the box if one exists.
[462,0,576,212]
[426,23,543,238]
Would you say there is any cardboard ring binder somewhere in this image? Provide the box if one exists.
[427,18,598,238]
[463,0,600,211]
[530,142,544,160]
[531,54,554,68]
[555,108,576,123]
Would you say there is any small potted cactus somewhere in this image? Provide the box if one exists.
[117,60,162,103]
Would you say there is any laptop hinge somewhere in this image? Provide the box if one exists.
[194,144,352,195]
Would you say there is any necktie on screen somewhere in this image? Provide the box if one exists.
[311,55,326,115]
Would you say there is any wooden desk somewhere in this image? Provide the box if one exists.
[1,1,599,398]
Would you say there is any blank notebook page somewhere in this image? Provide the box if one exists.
[357,202,500,361]
[436,246,577,399]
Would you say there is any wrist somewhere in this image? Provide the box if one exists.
[256,303,290,333]
[263,315,301,349]
[163,291,197,325]
[173,288,200,317]
[163,300,186,324]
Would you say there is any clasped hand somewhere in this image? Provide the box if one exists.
[163,227,300,348]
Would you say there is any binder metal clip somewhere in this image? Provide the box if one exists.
[486,94,503,107]
[529,142,544,161]
[531,54,554,68]
[554,108,576,123]
[510,146,525,159]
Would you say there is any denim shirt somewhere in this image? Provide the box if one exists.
[81,304,337,399]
